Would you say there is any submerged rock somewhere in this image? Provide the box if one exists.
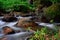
[2,14,17,22]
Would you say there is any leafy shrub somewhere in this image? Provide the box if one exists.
[40,0,52,7]
[0,0,34,13]
[50,0,60,4]
[0,1,3,10]
[13,5,30,13]
[19,5,30,13]
[44,3,60,20]
[0,1,5,12]
[29,27,59,40]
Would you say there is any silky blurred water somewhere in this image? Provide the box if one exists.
[0,16,34,40]
[0,16,58,40]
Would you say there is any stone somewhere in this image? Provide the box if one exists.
[16,18,41,31]
[2,14,17,22]
[2,26,15,35]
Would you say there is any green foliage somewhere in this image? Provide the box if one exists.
[29,27,59,40]
[0,0,34,12]
[19,5,30,13]
[0,1,4,9]
[33,0,41,7]
[14,4,35,13]
[44,3,60,19]
[20,5,28,12]
[40,0,52,7]
[50,0,60,4]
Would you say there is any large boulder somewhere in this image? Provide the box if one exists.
[2,26,15,35]
[15,18,41,31]
[2,14,17,22]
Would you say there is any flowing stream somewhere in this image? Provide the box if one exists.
[0,16,59,40]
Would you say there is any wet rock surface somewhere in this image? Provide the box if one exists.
[15,18,42,31]
[2,14,17,22]
[19,13,36,17]
[2,26,16,35]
